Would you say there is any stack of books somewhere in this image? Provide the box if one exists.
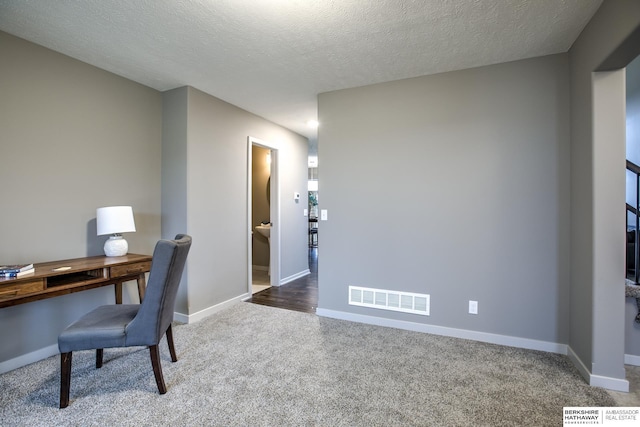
[0,263,35,278]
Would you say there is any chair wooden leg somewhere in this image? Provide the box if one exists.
[96,349,103,368]
[60,352,72,408]
[149,345,167,394]
[166,324,178,362]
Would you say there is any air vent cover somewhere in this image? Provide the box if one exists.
[349,286,429,316]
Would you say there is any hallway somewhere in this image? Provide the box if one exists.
[247,248,318,314]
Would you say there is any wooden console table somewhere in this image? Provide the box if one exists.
[0,254,152,308]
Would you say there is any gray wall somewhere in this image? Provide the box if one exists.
[317,54,570,343]
[0,31,162,366]
[161,87,189,313]
[162,86,309,316]
[569,0,640,381]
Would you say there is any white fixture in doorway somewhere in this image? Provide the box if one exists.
[254,224,271,276]
[247,136,281,294]
[254,224,271,239]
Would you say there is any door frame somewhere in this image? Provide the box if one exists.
[247,136,281,293]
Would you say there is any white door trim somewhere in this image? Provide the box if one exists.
[247,136,281,293]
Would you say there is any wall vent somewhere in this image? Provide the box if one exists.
[348,286,430,316]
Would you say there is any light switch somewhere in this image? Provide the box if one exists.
[321,209,328,221]
[303,209,308,217]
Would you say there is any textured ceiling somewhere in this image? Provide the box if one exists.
[0,0,603,154]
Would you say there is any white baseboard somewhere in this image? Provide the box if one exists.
[280,269,310,285]
[568,346,630,392]
[316,308,567,354]
[625,353,640,366]
[567,346,592,384]
[0,343,59,375]
[590,374,629,392]
[319,308,630,392]
[173,294,249,324]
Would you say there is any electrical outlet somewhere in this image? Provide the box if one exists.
[469,300,478,315]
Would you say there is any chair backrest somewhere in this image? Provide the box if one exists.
[125,234,191,346]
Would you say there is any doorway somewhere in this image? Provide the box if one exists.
[308,158,319,249]
[246,150,319,313]
[624,55,640,395]
[247,136,280,295]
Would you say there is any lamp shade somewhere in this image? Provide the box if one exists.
[96,206,136,236]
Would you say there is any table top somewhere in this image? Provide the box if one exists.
[0,253,151,284]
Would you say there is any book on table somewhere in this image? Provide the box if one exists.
[0,268,35,278]
[0,264,34,276]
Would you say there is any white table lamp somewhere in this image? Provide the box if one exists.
[96,206,136,256]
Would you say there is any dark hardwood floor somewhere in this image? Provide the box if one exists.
[247,248,318,314]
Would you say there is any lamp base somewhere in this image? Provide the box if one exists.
[104,235,128,257]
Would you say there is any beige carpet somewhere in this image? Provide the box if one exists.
[0,303,618,426]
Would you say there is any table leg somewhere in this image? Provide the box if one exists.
[114,282,123,304]
[137,273,147,302]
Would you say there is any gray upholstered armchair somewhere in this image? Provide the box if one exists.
[58,234,191,408]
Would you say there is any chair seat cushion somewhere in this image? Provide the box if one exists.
[58,304,140,353]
